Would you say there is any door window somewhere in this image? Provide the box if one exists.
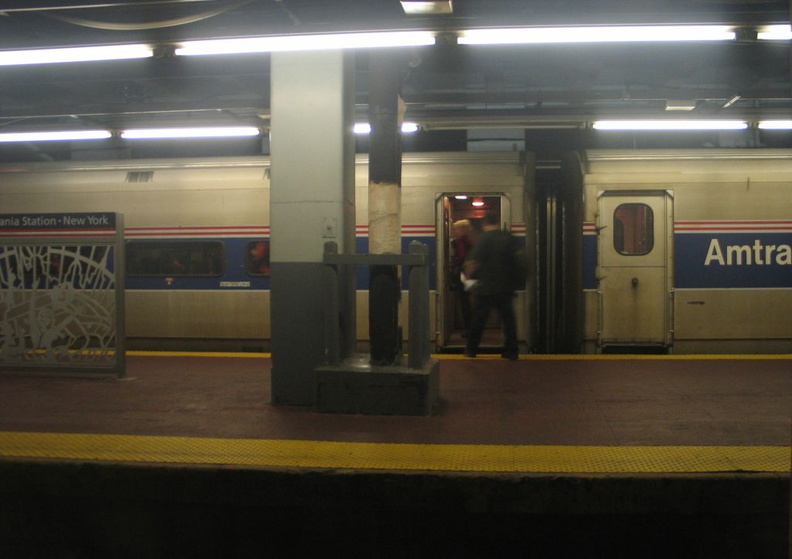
[613,203,654,256]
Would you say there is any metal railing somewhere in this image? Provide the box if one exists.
[322,241,430,370]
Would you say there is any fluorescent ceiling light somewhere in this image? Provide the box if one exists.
[354,122,419,134]
[400,1,453,15]
[121,126,260,139]
[459,25,736,45]
[176,31,435,56]
[0,44,153,66]
[758,25,792,41]
[593,120,749,131]
[722,95,741,109]
[758,121,792,130]
[0,130,112,142]
[665,100,697,111]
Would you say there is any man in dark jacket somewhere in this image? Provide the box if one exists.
[463,211,519,360]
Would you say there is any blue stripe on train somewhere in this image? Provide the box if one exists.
[582,232,792,290]
[583,235,597,290]
[354,237,437,290]
[125,237,438,290]
[125,238,268,290]
[675,232,792,289]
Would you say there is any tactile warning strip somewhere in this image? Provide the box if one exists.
[0,432,788,474]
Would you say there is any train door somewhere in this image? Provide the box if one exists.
[435,194,510,351]
[596,191,673,349]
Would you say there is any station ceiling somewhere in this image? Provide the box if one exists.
[0,0,789,160]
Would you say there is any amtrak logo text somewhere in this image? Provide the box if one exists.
[704,238,792,266]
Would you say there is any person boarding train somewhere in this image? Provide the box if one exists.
[463,211,525,360]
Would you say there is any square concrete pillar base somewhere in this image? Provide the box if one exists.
[315,355,439,416]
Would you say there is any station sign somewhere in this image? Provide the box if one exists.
[0,213,117,236]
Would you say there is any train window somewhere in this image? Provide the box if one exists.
[613,204,654,255]
[126,241,224,276]
[245,240,270,276]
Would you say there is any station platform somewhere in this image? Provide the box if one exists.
[0,353,790,558]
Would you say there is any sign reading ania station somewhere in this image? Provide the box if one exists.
[0,213,116,230]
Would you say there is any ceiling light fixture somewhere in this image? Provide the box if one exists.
[354,123,419,134]
[0,44,153,66]
[758,121,792,130]
[722,95,741,109]
[400,1,453,15]
[0,130,112,142]
[757,24,792,41]
[665,100,697,111]
[459,25,736,45]
[593,120,749,131]
[176,31,435,56]
[120,126,260,139]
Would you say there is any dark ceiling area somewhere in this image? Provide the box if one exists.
[0,0,789,161]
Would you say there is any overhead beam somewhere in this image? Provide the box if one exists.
[0,1,217,12]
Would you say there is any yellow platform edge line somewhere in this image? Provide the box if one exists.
[0,432,788,474]
[127,350,792,360]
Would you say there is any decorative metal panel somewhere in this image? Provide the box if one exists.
[0,213,124,376]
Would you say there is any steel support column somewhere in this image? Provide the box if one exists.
[368,51,403,366]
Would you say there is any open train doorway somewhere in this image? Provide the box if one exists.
[435,193,511,352]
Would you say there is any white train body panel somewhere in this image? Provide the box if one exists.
[0,153,528,351]
[0,160,272,345]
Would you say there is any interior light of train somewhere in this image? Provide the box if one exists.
[758,25,792,41]
[175,31,435,56]
[0,130,112,142]
[455,195,468,200]
[0,44,153,66]
[458,25,736,45]
[354,123,419,134]
[120,127,260,139]
[472,199,485,207]
[758,121,792,130]
[592,120,749,131]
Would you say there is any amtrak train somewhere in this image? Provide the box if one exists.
[557,149,792,354]
[0,149,789,354]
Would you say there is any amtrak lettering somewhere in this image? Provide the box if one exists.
[675,231,792,289]
[704,239,792,266]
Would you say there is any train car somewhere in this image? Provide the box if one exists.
[4,148,787,356]
[0,152,533,354]
[555,149,792,354]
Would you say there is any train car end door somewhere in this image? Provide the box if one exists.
[596,191,673,350]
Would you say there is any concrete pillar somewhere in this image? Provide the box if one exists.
[270,50,356,405]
